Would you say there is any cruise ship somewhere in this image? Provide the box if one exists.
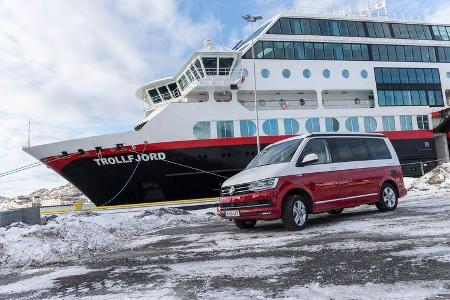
[24,8,450,206]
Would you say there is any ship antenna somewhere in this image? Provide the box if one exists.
[218,8,224,49]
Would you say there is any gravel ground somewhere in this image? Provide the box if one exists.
[1,195,450,300]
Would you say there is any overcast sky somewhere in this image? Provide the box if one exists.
[0,0,448,197]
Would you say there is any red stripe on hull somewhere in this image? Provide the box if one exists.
[43,131,435,172]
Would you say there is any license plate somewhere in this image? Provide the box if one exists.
[225,210,240,217]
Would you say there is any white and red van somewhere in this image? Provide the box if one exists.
[218,133,407,231]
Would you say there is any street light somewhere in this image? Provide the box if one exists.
[242,14,262,154]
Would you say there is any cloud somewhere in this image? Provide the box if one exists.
[0,0,216,196]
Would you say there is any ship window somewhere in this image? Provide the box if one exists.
[147,89,162,103]
[305,118,320,133]
[432,68,441,83]
[412,47,422,62]
[394,91,403,105]
[333,44,343,60]
[361,70,368,79]
[168,83,180,98]
[240,120,256,137]
[382,116,396,131]
[411,91,420,105]
[343,44,352,60]
[378,91,386,106]
[290,18,302,34]
[424,69,433,83]
[214,91,232,102]
[314,43,324,59]
[268,19,281,34]
[447,72,450,78]
[300,19,311,35]
[262,41,274,59]
[387,46,397,61]
[325,117,339,132]
[385,91,395,106]
[407,69,417,83]
[263,119,279,136]
[400,116,413,130]
[319,20,330,36]
[403,91,412,105]
[338,21,349,36]
[399,24,409,39]
[310,19,320,35]
[364,117,377,132]
[254,41,264,59]
[273,41,285,59]
[390,68,400,83]
[185,69,194,82]
[366,23,376,37]
[417,115,429,130]
[379,45,388,61]
[347,21,358,37]
[294,42,305,59]
[284,42,295,59]
[190,65,200,80]
[392,24,401,38]
[356,22,365,37]
[217,121,234,138]
[324,43,334,60]
[303,69,311,78]
[219,57,234,75]
[158,86,171,100]
[352,44,362,60]
[342,69,350,79]
[330,21,340,36]
[193,122,211,139]
[323,69,330,78]
[202,57,217,75]
[284,119,299,135]
[374,23,385,38]
[345,117,359,132]
[280,18,292,34]
[404,46,414,61]
[194,59,204,78]
[304,43,314,59]
[383,23,392,38]
[396,46,406,61]
[261,68,270,78]
[282,69,291,78]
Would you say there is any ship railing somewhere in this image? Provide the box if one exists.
[287,6,427,23]
[323,98,375,109]
[238,99,318,111]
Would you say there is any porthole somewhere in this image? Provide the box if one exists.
[261,69,270,78]
[282,69,291,78]
[342,69,350,79]
[303,69,311,79]
[361,70,368,79]
[258,99,266,107]
[323,69,330,79]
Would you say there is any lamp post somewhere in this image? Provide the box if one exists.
[242,14,262,154]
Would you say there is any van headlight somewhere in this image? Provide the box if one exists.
[249,178,279,192]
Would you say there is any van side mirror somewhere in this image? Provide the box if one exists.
[298,153,319,167]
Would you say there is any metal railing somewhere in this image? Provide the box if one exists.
[400,159,447,177]
[238,99,318,111]
[323,98,375,109]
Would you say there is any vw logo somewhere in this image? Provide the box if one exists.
[229,186,235,196]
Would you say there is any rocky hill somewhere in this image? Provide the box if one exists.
[0,183,89,210]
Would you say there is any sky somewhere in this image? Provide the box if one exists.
[0,0,449,197]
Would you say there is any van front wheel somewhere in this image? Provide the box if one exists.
[376,183,398,212]
[282,195,309,231]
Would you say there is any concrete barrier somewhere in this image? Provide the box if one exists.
[0,206,41,227]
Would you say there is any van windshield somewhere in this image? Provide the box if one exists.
[247,139,302,169]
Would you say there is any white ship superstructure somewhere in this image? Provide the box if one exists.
[24,8,450,206]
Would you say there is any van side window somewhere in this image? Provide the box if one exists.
[331,138,371,162]
[298,139,332,165]
[366,138,392,160]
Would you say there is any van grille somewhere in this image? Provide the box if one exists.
[221,183,251,196]
[219,199,273,210]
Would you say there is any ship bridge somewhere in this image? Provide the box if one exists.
[135,46,242,115]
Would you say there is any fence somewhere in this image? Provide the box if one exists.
[400,159,445,178]
[0,205,41,227]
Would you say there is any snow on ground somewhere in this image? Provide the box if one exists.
[404,163,450,197]
[0,207,217,271]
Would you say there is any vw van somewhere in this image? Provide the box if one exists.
[218,133,407,231]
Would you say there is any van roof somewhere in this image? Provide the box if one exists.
[270,132,386,147]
